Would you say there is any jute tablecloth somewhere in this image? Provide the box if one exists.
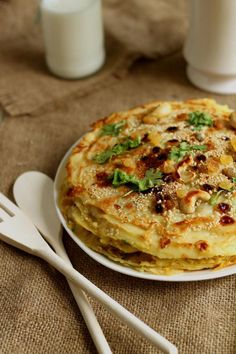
[1,1,236,353]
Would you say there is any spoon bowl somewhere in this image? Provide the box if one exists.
[14,171,61,245]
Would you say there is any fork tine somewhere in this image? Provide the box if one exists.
[0,193,19,215]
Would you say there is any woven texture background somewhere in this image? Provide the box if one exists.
[1,1,236,353]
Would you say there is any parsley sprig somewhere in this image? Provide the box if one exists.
[111,168,163,192]
[94,136,141,164]
[100,120,125,137]
[168,141,207,162]
[188,111,213,130]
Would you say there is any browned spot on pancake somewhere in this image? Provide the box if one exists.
[136,159,148,178]
[66,185,84,197]
[160,237,171,249]
[174,217,213,231]
[99,196,119,211]
[195,240,208,251]
[72,144,84,154]
[91,115,108,129]
[175,113,187,121]
[125,202,134,209]
[206,140,215,150]
[164,196,176,210]
[213,120,225,130]
[92,113,121,129]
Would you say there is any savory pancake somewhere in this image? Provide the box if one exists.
[60,98,236,274]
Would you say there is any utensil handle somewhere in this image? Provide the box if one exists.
[39,247,178,354]
[54,239,112,354]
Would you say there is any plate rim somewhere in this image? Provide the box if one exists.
[53,136,236,282]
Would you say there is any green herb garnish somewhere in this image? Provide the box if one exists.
[111,168,163,192]
[188,111,213,130]
[94,136,141,164]
[168,141,207,162]
[232,177,236,183]
[100,120,125,137]
[209,190,223,206]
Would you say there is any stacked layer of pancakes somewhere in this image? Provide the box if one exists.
[60,99,236,274]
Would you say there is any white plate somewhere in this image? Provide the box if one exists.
[54,137,236,282]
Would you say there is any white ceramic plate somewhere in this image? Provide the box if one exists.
[54,137,236,281]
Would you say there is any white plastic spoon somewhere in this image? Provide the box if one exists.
[13,171,178,354]
[13,171,112,354]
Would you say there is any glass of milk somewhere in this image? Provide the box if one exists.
[40,0,105,79]
[184,0,236,94]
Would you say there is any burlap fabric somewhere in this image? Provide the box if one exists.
[0,1,236,353]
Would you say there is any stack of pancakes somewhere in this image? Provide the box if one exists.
[60,99,236,274]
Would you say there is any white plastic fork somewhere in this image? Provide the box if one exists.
[0,193,178,354]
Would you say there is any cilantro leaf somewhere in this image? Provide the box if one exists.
[138,169,163,191]
[168,141,190,162]
[111,168,163,192]
[95,150,113,164]
[191,145,207,151]
[100,120,125,137]
[94,136,141,164]
[112,169,138,187]
[168,141,207,162]
[232,177,236,183]
[188,111,213,130]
